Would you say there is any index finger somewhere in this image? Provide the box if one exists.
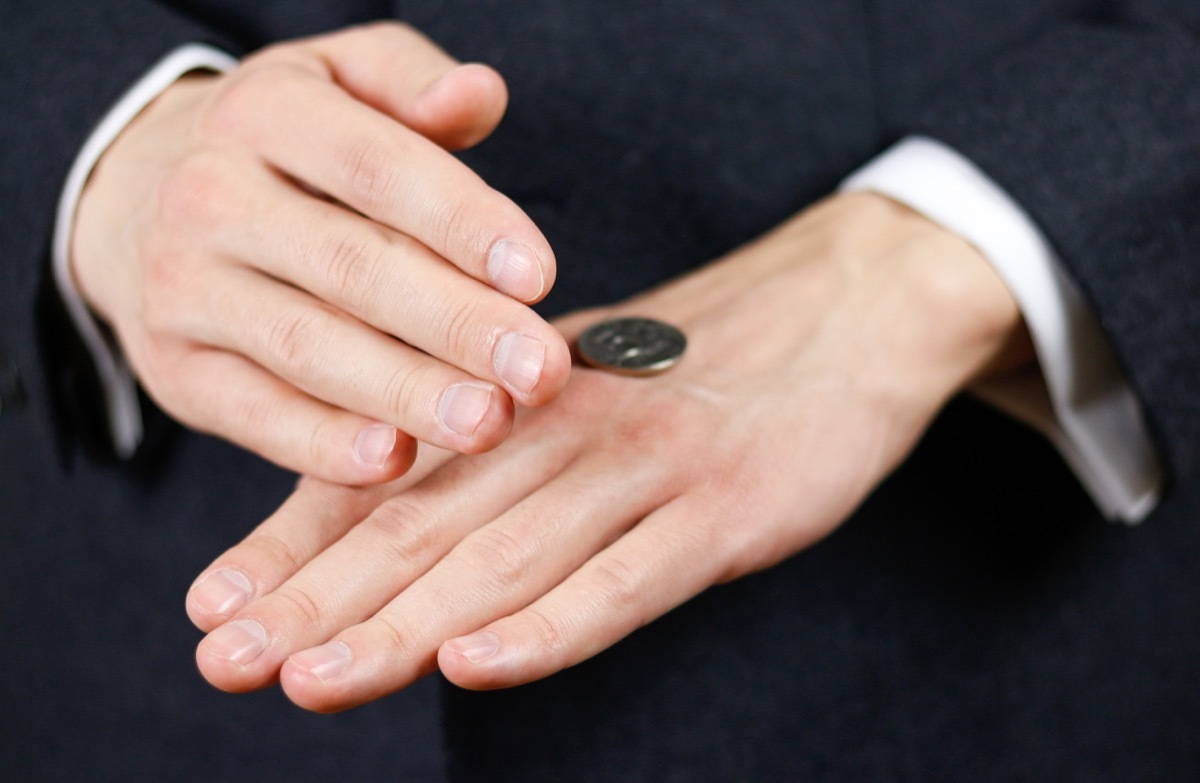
[203,35,553,304]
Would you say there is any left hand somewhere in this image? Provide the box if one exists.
[185,192,1031,712]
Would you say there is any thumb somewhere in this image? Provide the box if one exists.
[300,21,508,150]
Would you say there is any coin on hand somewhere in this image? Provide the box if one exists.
[577,317,687,376]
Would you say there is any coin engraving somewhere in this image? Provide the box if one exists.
[577,317,687,376]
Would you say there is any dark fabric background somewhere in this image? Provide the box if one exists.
[2,1,1198,780]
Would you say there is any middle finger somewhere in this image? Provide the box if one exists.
[222,171,569,406]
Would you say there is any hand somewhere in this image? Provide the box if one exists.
[72,23,571,483]
[186,193,1032,711]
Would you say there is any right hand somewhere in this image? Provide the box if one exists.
[71,22,571,483]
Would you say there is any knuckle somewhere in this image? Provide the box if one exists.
[380,361,436,426]
[589,556,643,612]
[524,608,571,657]
[432,295,489,366]
[341,137,404,213]
[312,228,389,312]
[265,306,330,371]
[155,151,231,230]
[366,613,416,657]
[226,388,280,437]
[429,197,480,262]
[461,527,534,590]
[365,496,444,566]
[270,584,326,631]
[243,532,306,579]
[302,415,339,475]
[201,63,305,141]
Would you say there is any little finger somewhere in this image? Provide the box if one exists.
[438,494,731,690]
[164,347,417,486]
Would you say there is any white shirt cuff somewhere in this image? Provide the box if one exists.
[841,136,1164,523]
[53,44,237,459]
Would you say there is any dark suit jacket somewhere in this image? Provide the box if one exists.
[3,1,1199,780]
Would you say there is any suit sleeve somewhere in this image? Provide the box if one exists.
[0,1,236,469]
[898,3,1200,496]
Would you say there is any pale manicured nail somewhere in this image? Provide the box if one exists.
[446,630,500,664]
[290,641,353,682]
[487,239,544,302]
[439,383,494,437]
[354,423,397,469]
[494,332,545,398]
[206,619,268,666]
[190,569,252,616]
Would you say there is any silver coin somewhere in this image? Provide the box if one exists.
[577,317,687,376]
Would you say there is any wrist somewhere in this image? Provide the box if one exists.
[824,192,1032,405]
[72,73,219,325]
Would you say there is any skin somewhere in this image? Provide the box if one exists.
[185,191,1033,713]
[71,23,572,485]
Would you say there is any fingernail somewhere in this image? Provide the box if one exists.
[354,423,397,469]
[487,239,544,302]
[439,382,494,437]
[291,641,353,682]
[190,569,252,617]
[206,619,268,666]
[494,332,545,398]
[446,630,501,664]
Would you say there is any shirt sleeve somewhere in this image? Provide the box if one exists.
[842,137,1163,523]
[52,44,237,458]
[886,7,1200,517]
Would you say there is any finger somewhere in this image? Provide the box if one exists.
[207,61,551,304]
[404,63,509,151]
[190,267,517,454]
[215,166,569,406]
[187,443,459,632]
[193,428,584,694]
[186,479,380,632]
[273,462,672,712]
[299,23,508,150]
[438,494,727,690]
[160,347,418,484]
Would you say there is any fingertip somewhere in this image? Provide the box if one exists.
[411,63,508,150]
[437,631,525,691]
[186,567,255,632]
[436,638,486,689]
[278,661,327,711]
[486,239,547,303]
[437,382,515,454]
[534,240,557,303]
[347,424,417,485]
[194,618,275,694]
[545,330,574,399]
[520,328,573,408]
[279,646,362,714]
